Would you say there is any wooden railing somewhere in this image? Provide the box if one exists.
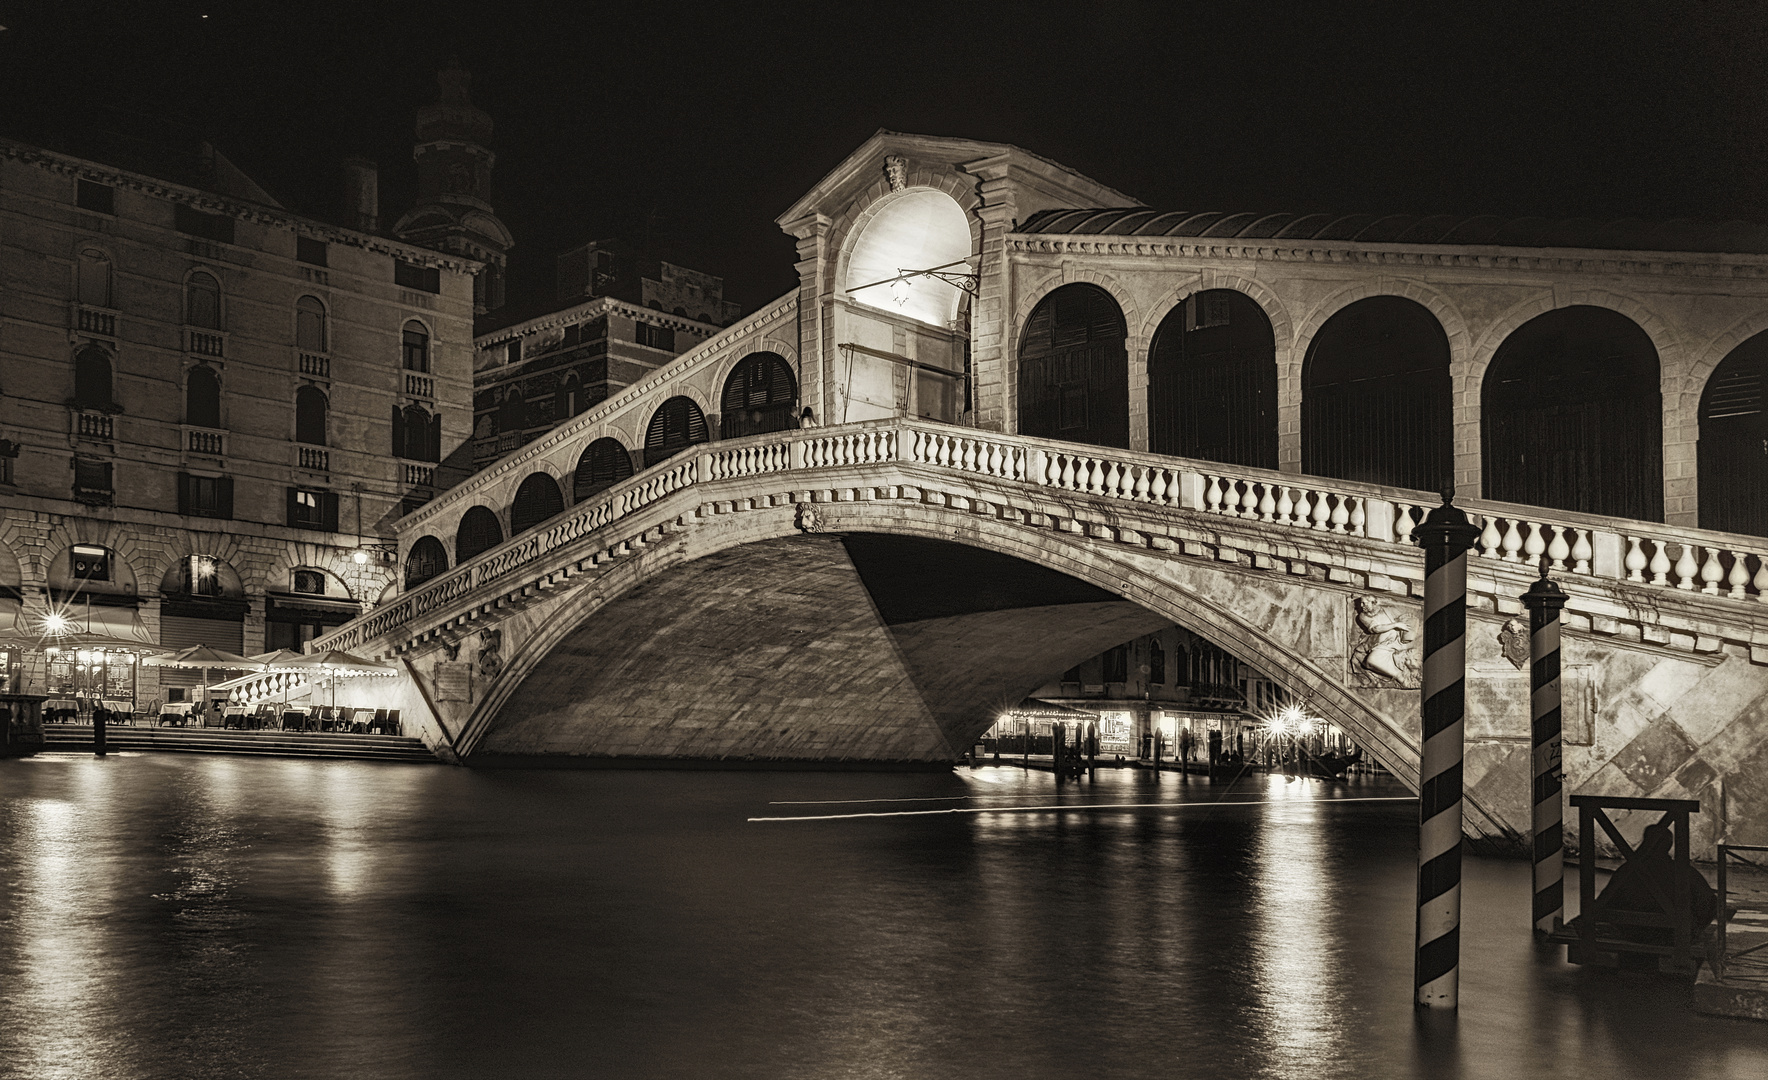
[314,419,1768,653]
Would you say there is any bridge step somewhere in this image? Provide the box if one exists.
[40,725,439,763]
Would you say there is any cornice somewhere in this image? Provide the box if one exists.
[474,297,725,349]
[401,290,800,533]
[2,140,484,274]
[1004,233,1768,281]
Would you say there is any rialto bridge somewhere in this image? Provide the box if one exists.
[314,132,1768,854]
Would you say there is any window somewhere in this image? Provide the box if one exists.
[1103,645,1129,684]
[1150,641,1166,685]
[1059,384,1087,430]
[573,437,634,502]
[560,374,581,419]
[77,180,115,215]
[295,296,327,351]
[296,236,328,267]
[636,322,674,351]
[186,271,222,329]
[286,487,338,531]
[509,473,565,534]
[497,387,525,433]
[73,345,113,410]
[405,537,448,588]
[186,366,221,428]
[392,404,440,462]
[174,205,234,244]
[292,569,326,595]
[77,249,112,307]
[454,506,503,563]
[73,459,113,503]
[505,338,522,365]
[402,322,430,372]
[395,259,441,293]
[294,386,327,445]
[642,396,709,468]
[177,473,233,519]
[178,555,223,597]
[71,543,111,582]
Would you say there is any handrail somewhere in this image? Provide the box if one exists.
[316,417,1768,654]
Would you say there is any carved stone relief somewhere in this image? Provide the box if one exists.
[1349,596,1421,689]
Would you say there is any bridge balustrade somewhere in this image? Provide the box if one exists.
[312,419,1768,657]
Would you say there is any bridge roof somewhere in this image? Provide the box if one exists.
[1015,207,1768,255]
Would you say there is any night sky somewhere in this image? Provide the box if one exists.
[3,1,1766,315]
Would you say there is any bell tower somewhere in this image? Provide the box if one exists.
[393,60,513,314]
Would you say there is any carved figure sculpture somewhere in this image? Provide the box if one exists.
[795,503,821,533]
[1353,596,1416,686]
[477,627,503,679]
[884,155,908,191]
[1498,616,1531,670]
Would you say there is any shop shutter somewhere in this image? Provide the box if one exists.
[321,491,340,532]
[157,613,245,686]
[217,477,234,520]
[177,473,192,514]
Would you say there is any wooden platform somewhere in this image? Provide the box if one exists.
[40,724,439,764]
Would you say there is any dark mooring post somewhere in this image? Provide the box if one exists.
[92,703,107,758]
[1522,558,1568,938]
[1052,722,1066,783]
[1086,722,1097,779]
[1413,489,1481,1009]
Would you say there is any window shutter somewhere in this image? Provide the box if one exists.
[321,491,340,532]
[217,477,234,520]
[177,472,192,515]
[428,413,442,462]
[391,405,404,457]
[285,486,300,527]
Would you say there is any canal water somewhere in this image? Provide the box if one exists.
[1,754,1763,1080]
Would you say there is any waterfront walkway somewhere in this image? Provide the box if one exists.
[40,723,437,763]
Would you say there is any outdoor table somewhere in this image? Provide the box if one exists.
[158,701,195,726]
[44,698,79,723]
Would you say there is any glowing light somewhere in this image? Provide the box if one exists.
[352,549,368,565]
[42,613,70,634]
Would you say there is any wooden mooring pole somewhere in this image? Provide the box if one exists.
[1413,490,1480,1009]
[1522,559,1568,938]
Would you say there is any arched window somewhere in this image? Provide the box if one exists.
[1302,296,1453,489]
[393,403,439,462]
[186,271,222,329]
[1699,330,1768,536]
[720,352,798,438]
[186,365,221,429]
[509,473,565,534]
[402,321,430,372]
[643,396,709,468]
[455,506,503,563]
[295,296,327,352]
[77,249,112,308]
[74,345,113,410]
[1482,306,1662,521]
[574,437,635,502]
[1148,290,1278,468]
[1017,283,1129,449]
[404,536,448,589]
[294,386,327,446]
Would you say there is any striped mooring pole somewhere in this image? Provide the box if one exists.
[1413,490,1481,1009]
[1521,559,1568,938]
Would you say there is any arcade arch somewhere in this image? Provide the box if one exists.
[455,506,503,563]
[574,438,635,503]
[644,396,709,468]
[1017,283,1130,449]
[1699,330,1768,536]
[841,188,974,328]
[1147,290,1278,468]
[720,353,798,439]
[510,473,566,535]
[1482,306,1663,521]
[405,537,449,589]
[1302,296,1452,489]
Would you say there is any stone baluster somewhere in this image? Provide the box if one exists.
[1477,515,1502,559]
[1257,483,1276,521]
[1311,490,1332,531]
[1293,489,1314,528]
[1673,544,1700,590]
[1754,557,1768,603]
[1546,525,1570,571]
[1700,548,1726,595]
[1104,461,1123,500]
[1058,455,1075,489]
[1277,486,1296,527]
[1647,539,1671,585]
[1727,551,1752,600]
[1131,466,1150,502]
[1570,530,1592,574]
[1206,475,1224,513]
[1240,481,1260,519]
[1329,494,1350,534]
[1349,498,1367,538]
[1522,521,1547,565]
[1499,519,1523,562]
[1624,536,1647,581]
[1150,469,1170,504]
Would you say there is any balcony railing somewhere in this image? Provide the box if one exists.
[76,306,117,337]
[297,446,329,471]
[404,464,435,487]
[186,329,225,357]
[75,412,113,440]
[187,429,225,455]
[405,373,434,398]
[299,352,330,378]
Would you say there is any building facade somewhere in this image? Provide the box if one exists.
[0,125,479,708]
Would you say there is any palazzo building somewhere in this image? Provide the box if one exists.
[0,70,499,708]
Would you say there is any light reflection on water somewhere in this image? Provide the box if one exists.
[0,754,1764,1080]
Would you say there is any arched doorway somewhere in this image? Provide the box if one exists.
[1699,331,1768,536]
[510,473,565,535]
[644,396,709,468]
[1482,306,1663,521]
[1017,283,1129,449]
[1148,290,1277,468]
[456,506,504,563]
[574,438,635,503]
[405,537,448,588]
[720,353,798,438]
[1302,296,1453,489]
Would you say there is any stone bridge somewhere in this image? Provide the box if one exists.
[313,417,1768,853]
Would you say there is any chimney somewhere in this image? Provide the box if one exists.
[341,157,379,233]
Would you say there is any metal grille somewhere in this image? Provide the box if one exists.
[1017,284,1129,449]
[1148,290,1277,468]
[721,353,799,438]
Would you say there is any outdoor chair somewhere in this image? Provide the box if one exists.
[280,710,305,731]
[386,709,402,736]
[313,705,334,731]
[367,708,388,735]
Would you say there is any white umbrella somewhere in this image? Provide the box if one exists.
[142,645,262,716]
[266,649,396,708]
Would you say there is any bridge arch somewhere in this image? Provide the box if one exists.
[573,437,636,503]
[455,505,504,563]
[458,498,1424,792]
[643,395,711,468]
[832,178,982,323]
[1016,281,1132,449]
[1146,287,1279,468]
[510,472,567,535]
[719,352,799,439]
[404,536,448,589]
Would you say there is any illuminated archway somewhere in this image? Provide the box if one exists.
[843,189,973,328]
